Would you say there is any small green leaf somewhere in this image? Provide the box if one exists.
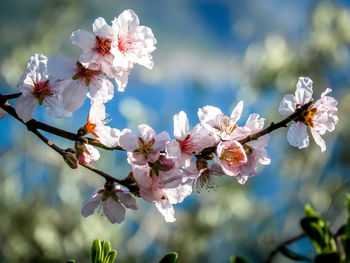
[104,251,117,263]
[314,252,341,263]
[342,237,350,261]
[159,252,178,263]
[230,255,250,263]
[347,194,350,214]
[279,246,312,261]
[91,239,102,263]
[300,218,327,253]
[65,260,76,263]
[305,205,317,217]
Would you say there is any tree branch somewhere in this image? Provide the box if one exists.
[239,100,314,145]
[265,233,306,263]
[0,93,123,151]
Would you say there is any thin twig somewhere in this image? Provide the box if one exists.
[239,100,314,145]
[0,93,123,151]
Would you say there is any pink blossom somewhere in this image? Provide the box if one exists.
[84,102,120,147]
[233,114,271,184]
[279,77,338,152]
[77,144,100,165]
[71,17,129,91]
[119,124,170,165]
[15,53,72,123]
[48,55,114,111]
[198,101,244,141]
[166,111,216,166]
[111,9,156,70]
[81,184,138,224]
[131,161,190,222]
[215,140,247,177]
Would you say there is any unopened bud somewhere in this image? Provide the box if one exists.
[63,152,78,169]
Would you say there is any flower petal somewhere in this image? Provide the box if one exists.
[119,129,139,151]
[279,94,296,116]
[116,192,138,210]
[311,128,326,152]
[287,122,309,149]
[47,55,76,80]
[173,111,189,140]
[230,100,244,124]
[103,198,126,224]
[295,77,313,105]
[15,95,37,123]
[71,29,96,51]
[81,191,102,217]
[155,199,176,223]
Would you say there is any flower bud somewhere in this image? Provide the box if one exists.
[63,152,78,169]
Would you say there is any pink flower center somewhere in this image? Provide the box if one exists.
[179,134,198,155]
[72,62,101,87]
[220,144,246,166]
[31,79,53,105]
[118,35,131,53]
[94,36,112,56]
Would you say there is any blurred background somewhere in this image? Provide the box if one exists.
[0,0,350,262]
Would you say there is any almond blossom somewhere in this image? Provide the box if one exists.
[131,161,190,222]
[84,102,120,147]
[198,101,244,141]
[279,77,338,152]
[71,17,129,91]
[119,124,170,165]
[233,114,271,184]
[111,9,156,70]
[215,139,247,177]
[166,111,216,166]
[15,53,72,123]
[48,55,114,111]
[81,183,138,224]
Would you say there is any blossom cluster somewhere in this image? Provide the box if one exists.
[8,10,338,224]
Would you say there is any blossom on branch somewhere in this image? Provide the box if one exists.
[111,9,157,71]
[48,55,114,111]
[84,102,120,147]
[119,124,170,165]
[15,53,72,123]
[198,101,244,141]
[81,183,138,224]
[166,111,215,166]
[279,77,338,152]
[71,17,129,91]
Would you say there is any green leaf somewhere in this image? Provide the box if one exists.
[278,246,312,261]
[300,218,327,253]
[230,255,250,263]
[314,252,341,263]
[159,252,178,263]
[91,239,102,263]
[347,194,350,214]
[305,205,318,217]
[104,251,117,263]
[65,260,76,263]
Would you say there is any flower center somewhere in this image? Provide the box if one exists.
[72,62,101,87]
[94,36,112,56]
[137,137,155,157]
[118,35,131,53]
[31,79,53,105]
[179,134,198,155]
[84,115,99,138]
[295,107,317,127]
[220,144,246,166]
